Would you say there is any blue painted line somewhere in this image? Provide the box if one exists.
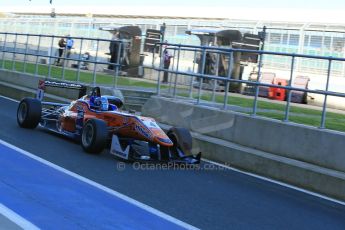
[0,143,188,230]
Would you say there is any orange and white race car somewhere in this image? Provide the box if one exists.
[17,82,201,164]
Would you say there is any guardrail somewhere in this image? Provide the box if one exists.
[151,42,345,129]
[1,32,345,129]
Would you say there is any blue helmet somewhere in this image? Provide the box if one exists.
[90,96,109,111]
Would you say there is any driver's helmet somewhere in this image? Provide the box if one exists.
[90,96,109,111]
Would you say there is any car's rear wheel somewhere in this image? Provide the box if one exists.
[166,127,193,157]
[81,119,108,154]
[17,98,42,129]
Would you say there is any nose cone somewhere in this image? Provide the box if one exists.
[150,128,173,146]
[155,136,174,146]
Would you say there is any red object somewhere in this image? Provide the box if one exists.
[38,80,46,90]
[269,78,287,101]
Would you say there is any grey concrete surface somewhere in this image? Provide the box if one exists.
[158,123,345,201]
[1,96,345,230]
[0,215,22,230]
[142,96,345,173]
[142,96,345,200]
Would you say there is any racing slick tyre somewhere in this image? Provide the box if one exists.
[17,98,42,129]
[81,119,108,154]
[167,127,193,156]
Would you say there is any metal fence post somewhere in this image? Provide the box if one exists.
[76,38,84,83]
[92,39,99,86]
[48,35,55,79]
[62,41,67,81]
[284,55,296,121]
[188,49,197,99]
[173,46,181,98]
[197,48,207,104]
[114,41,122,89]
[1,33,8,69]
[223,50,233,109]
[35,35,41,76]
[212,51,220,103]
[320,59,332,129]
[23,34,29,73]
[11,33,18,71]
[156,44,164,96]
[168,47,177,95]
[252,53,264,116]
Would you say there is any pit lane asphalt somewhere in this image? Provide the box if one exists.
[1,96,345,230]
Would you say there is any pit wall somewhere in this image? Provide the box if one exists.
[142,96,345,200]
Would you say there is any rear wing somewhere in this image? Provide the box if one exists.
[36,80,87,101]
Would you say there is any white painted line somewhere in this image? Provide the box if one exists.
[0,139,198,230]
[0,203,40,230]
[0,95,19,103]
[202,158,345,206]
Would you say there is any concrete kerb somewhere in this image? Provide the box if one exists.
[143,96,345,201]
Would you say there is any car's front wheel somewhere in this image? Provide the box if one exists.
[167,127,193,157]
[81,119,108,154]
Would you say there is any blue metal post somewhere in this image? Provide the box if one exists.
[48,35,55,79]
[188,50,197,99]
[11,33,18,71]
[76,38,84,83]
[35,35,41,76]
[168,48,177,95]
[1,33,8,69]
[173,46,181,98]
[23,34,29,73]
[197,48,207,104]
[223,51,233,109]
[114,42,122,89]
[320,59,332,129]
[284,55,295,121]
[252,53,264,116]
[92,39,100,86]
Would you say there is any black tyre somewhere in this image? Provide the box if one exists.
[17,98,42,129]
[167,127,193,156]
[81,119,108,154]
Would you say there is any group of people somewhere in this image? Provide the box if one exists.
[56,35,74,65]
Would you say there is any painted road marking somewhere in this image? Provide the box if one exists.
[0,139,198,230]
[202,158,345,206]
[0,95,19,103]
[0,203,39,230]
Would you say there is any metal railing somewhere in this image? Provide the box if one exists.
[0,32,126,88]
[151,42,345,129]
[1,32,345,130]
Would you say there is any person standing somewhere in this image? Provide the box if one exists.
[108,32,119,70]
[56,37,65,65]
[162,48,172,83]
[66,35,74,58]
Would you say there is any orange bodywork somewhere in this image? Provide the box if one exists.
[59,97,173,147]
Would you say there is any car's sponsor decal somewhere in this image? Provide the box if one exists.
[142,120,159,128]
[135,124,152,140]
